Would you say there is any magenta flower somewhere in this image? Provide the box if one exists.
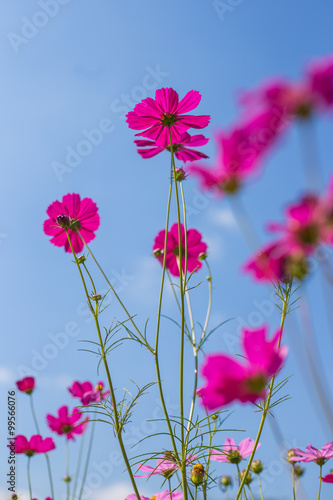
[126,492,183,500]
[322,474,333,483]
[135,453,196,479]
[134,132,209,162]
[243,241,286,283]
[289,443,333,466]
[126,87,210,144]
[14,435,55,456]
[46,405,88,440]
[189,109,285,196]
[153,223,207,277]
[199,325,287,410]
[211,437,260,464]
[43,193,100,254]
[68,380,110,406]
[306,54,333,108]
[16,376,35,395]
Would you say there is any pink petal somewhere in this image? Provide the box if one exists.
[177,90,202,114]
[155,88,179,114]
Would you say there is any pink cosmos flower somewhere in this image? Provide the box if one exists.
[134,132,209,162]
[189,109,285,196]
[210,437,260,464]
[306,54,333,108]
[16,376,35,395]
[43,193,100,254]
[199,325,287,410]
[14,435,55,456]
[46,405,88,440]
[322,473,333,483]
[126,87,210,144]
[68,380,110,406]
[126,492,183,500]
[135,453,196,479]
[239,79,313,118]
[289,443,333,465]
[153,223,207,277]
[243,241,286,283]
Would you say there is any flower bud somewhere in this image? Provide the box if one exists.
[251,460,263,474]
[190,464,205,486]
[211,414,218,420]
[77,255,86,264]
[64,475,72,483]
[287,448,300,464]
[221,475,232,487]
[174,167,187,182]
[153,248,163,258]
[11,495,18,500]
[91,294,102,301]
[294,465,305,478]
[240,469,253,485]
[56,214,71,228]
[198,252,207,261]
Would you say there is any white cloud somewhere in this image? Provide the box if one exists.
[208,207,237,228]
[0,367,14,384]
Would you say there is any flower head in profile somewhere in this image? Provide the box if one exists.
[126,491,183,500]
[46,405,88,440]
[126,87,210,144]
[306,54,333,109]
[135,452,196,479]
[134,132,209,162]
[68,380,110,406]
[44,193,100,254]
[153,223,207,277]
[16,376,35,395]
[189,109,285,196]
[199,325,287,410]
[322,473,333,483]
[289,443,333,466]
[14,435,55,456]
[210,437,260,464]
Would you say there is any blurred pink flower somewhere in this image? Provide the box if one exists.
[46,405,88,440]
[43,193,100,254]
[243,240,286,283]
[189,109,285,196]
[68,380,110,406]
[14,435,55,456]
[126,492,183,500]
[322,473,333,483]
[211,437,260,464]
[153,223,207,277]
[134,132,209,162]
[199,325,287,410]
[289,443,333,465]
[126,87,210,144]
[306,54,333,108]
[135,453,196,479]
[16,376,35,395]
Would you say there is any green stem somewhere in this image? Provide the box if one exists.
[248,485,255,500]
[168,477,173,500]
[292,463,296,500]
[30,395,55,500]
[27,456,32,500]
[317,465,322,500]
[258,474,265,500]
[194,485,198,500]
[78,418,96,500]
[202,411,215,500]
[72,430,85,500]
[235,281,293,500]
[66,440,70,500]
[65,231,141,500]
[169,126,188,500]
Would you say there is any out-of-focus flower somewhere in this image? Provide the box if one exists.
[135,452,196,479]
[14,435,55,456]
[134,132,209,162]
[46,405,88,440]
[306,55,333,108]
[153,223,207,277]
[189,109,285,196]
[16,377,35,395]
[322,473,333,483]
[199,326,287,409]
[44,193,100,254]
[251,459,263,474]
[289,443,333,466]
[68,381,110,406]
[211,438,260,464]
[126,87,210,144]
[126,491,183,500]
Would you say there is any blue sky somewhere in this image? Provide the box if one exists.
[1,1,333,499]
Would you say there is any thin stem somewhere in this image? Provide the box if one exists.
[258,474,265,500]
[27,456,32,500]
[228,195,261,252]
[168,477,173,500]
[202,411,215,500]
[78,418,96,500]
[72,431,85,500]
[65,232,141,500]
[30,395,55,499]
[66,440,70,500]
[194,485,198,500]
[317,465,322,500]
[236,464,246,500]
[292,464,296,500]
[235,281,293,500]
[247,485,255,500]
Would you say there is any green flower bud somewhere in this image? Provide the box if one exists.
[221,475,232,487]
[190,464,205,486]
[91,294,102,301]
[251,460,263,474]
[294,465,305,478]
[240,469,253,485]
